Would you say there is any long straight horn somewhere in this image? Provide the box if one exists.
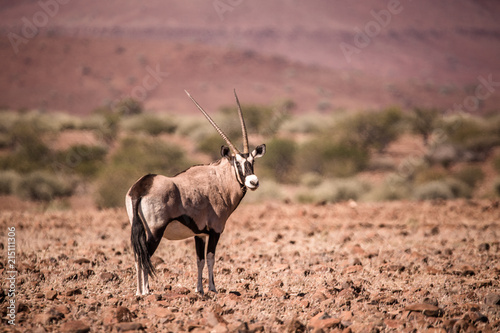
[185,90,240,155]
[233,89,249,154]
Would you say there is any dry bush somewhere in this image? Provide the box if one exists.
[296,178,370,204]
[121,113,177,136]
[453,165,484,188]
[297,138,369,178]
[260,137,298,183]
[494,177,500,197]
[95,135,194,208]
[15,171,75,202]
[364,174,411,202]
[0,170,21,195]
[413,181,454,200]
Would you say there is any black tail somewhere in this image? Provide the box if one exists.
[130,197,156,278]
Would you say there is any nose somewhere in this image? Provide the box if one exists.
[245,175,259,190]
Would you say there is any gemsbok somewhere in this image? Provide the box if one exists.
[126,90,266,295]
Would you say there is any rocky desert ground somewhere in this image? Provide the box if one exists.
[1,199,499,332]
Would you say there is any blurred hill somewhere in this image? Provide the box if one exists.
[1,0,500,114]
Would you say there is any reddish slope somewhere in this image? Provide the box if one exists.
[1,0,499,114]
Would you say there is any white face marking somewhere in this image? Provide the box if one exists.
[235,154,260,190]
[245,174,259,190]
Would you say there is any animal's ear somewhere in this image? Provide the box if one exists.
[252,144,266,159]
[221,145,231,158]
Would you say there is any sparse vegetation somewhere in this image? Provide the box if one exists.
[337,107,404,152]
[454,165,484,188]
[260,138,297,183]
[0,103,497,207]
[297,178,370,203]
[494,177,500,197]
[0,170,21,195]
[414,181,454,200]
[121,113,177,136]
[297,138,369,178]
[15,171,75,202]
[410,107,441,146]
[55,145,108,178]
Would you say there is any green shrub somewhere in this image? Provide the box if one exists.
[454,166,484,188]
[197,133,226,160]
[493,155,500,174]
[413,181,454,200]
[444,177,472,199]
[410,107,441,145]
[365,174,411,201]
[280,113,334,135]
[441,114,500,156]
[300,172,323,188]
[220,104,273,135]
[94,136,195,208]
[15,171,75,201]
[115,98,143,116]
[298,138,369,178]
[89,107,121,144]
[338,107,404,152]
[414,167,447,185]
[0,118,52,173]
[260,138,297,183]
[296,178,370,204]
[494,178,500,197]
[0,171,21,195]
[94,165,141,209]
[122,113,177,136]
[55,145,108,178]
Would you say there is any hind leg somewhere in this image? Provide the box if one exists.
[194,236,206,295]
[135,262,149,296]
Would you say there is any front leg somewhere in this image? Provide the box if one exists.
[194,236,206,295]
[207,231,221,293]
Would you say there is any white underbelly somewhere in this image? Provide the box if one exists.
[163,220,203,240]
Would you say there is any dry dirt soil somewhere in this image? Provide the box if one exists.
[1,199,500,332]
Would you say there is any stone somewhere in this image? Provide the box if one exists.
[478,243,490,252]
[271,287,287,298]
[60,320,90,333]
[286,318,306,332]
[115,322,145,332]
[73,258,91,264]
[116,306,133,322]
[205,305,227,327]
[422,328,446,333]
[309,312,341,331]
[463,311,488,323]
[455,265,475,276]
[404,303,444,317]
[100,272,118,282]
[40,307,65,324]
[485,293,500,306]
[46,290,57,301]
[151,306,175,321]
[384,319,403,329]
[343,265,362,274]
[65,288,82,296]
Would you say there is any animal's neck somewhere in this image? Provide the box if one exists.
[217,158,247,206]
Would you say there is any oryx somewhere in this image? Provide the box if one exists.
[126,90,266,296]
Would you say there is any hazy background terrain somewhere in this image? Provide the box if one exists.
[1,0,500,114]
